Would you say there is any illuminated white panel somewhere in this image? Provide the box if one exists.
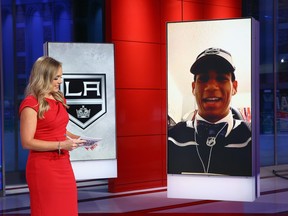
[72,159,117,180]
[168,174,259,202]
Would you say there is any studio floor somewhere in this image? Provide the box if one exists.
[0,165,287,216]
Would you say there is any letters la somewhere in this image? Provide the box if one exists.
[60,74,106,129]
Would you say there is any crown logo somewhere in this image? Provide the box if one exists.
[76,105,91,118]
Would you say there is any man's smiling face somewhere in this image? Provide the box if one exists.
[192,70,238,123]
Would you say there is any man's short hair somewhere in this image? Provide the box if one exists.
[190,47,236,81]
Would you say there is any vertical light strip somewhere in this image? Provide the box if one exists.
[273,0,278,165]
[0,0,5,196]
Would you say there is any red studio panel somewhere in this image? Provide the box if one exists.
[114,41,162,89]
[110,0,161,43]
[116,135,163,183]
[116,89,162,137]
[107,0,242,192]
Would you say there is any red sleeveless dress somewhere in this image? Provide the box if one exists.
[19,95,78,216]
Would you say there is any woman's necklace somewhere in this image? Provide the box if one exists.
[194,122,228,173]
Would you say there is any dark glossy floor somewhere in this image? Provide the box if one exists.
[0,165,287,216]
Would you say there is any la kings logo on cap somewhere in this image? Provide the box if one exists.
[60,74,106,129]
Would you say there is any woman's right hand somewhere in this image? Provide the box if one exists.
[60,139,86,151]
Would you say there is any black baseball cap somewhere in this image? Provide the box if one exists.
[190,47,236,80]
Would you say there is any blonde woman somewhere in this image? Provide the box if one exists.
[19,56,86,216]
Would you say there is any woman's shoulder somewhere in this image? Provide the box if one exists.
[21,95,38,105]
[19,95,38,113]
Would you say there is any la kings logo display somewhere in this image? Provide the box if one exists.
[60,74,106,129]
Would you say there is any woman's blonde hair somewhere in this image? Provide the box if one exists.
[25,56,68,118]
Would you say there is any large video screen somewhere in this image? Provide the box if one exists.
[167,18,259,201]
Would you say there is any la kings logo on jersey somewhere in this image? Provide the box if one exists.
[60,74,106,129]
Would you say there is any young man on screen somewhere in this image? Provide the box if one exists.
[168,47,252,176]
